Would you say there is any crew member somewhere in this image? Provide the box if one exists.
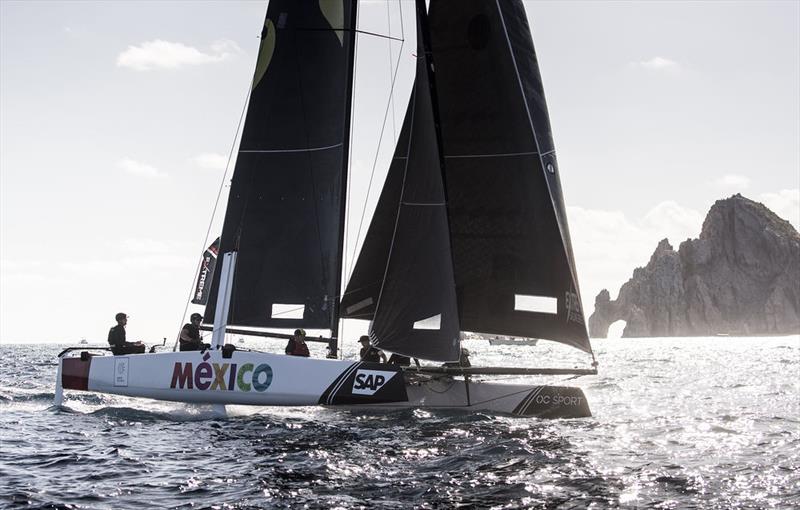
[179,313,210,351]
[359,335,386,363]
[285,329,310,357]
[107,313,145,355]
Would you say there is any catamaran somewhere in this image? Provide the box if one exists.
[55,0,598,418]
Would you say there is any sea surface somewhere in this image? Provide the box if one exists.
[1,336,798,509]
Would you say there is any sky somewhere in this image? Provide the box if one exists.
[1,1,798,344]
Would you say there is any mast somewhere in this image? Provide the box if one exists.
[330,0,359,359]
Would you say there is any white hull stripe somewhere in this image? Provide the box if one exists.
[515,385,545,415]
[325,361,363,405]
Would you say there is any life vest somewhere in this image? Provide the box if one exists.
[289,340,310,357]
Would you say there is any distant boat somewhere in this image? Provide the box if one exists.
[488,337,538,347]
[55,0,597,418]
[79,338,88,345]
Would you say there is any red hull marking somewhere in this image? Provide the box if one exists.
[62,357,91,390]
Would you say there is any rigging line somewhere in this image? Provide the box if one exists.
[341,5,361,350]
[387,2,397,143]
[398,0,405,42]
[239,143,342,153]
[346,36,406,279]
[344,0,406,280]
[295,27,404,42]
[173,82,253,352]
[272,306,305,317]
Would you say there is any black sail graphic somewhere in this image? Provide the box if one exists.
[205,1,356,329]
[341,5,460,362]
[429,0,592,353]
[191,237,220,305]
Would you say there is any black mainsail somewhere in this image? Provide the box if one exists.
[205,1,357,330]
[341,4,460,362]
[343,0,592,357]
[431,0,590,353]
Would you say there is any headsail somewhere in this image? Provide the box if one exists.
[205,0,357,330]
[341,3,461,362]
[429,0,591,353]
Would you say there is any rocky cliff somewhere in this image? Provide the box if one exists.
[589,194,800,337]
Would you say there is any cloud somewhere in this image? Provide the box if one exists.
[60,254,190,277]
[122,238,171,254]
[641,200,705,244]
[0,259,46,283]
[631,56,680,71]
[116,39,241,71]
[566,201,704,308]
[118,158,167,179]
[758,189,800,229]
[713,174,751,190]
[192,153,228,170]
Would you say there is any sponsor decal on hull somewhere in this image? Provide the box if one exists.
[319,362,408,405]
[114,358,129,387]
[170,352,273,392]
[512,385,591,418]
[352,369,398,395]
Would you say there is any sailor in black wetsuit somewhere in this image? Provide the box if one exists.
[179,313,210,351]
[358,335,386,363]
[107,313,145,355]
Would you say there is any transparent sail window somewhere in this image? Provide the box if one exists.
[345,297,374,315]
[413,314,441,330]
[515,295,557,314]
[271,304,305,320]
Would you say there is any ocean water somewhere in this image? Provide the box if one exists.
[1,336,798,509]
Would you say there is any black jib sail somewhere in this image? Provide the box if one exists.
[205,0,357,330]
[429,0,591,353]
[341,3,461,362]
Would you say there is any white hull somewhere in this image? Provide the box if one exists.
[58,349,590,418]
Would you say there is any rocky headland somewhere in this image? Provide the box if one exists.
[589,194,800,337]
